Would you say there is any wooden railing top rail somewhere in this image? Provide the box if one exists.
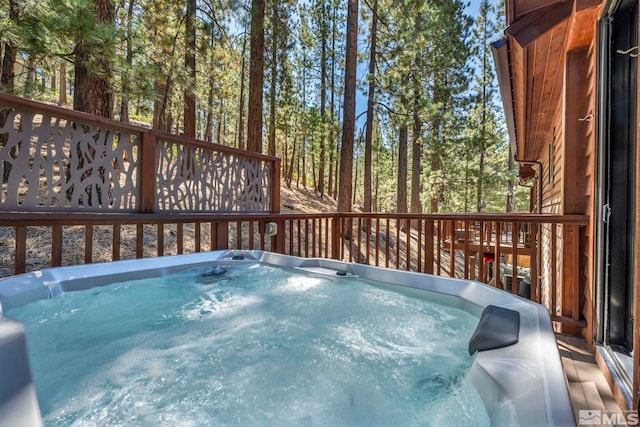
[0,211,589,226]
[0,92,279,163]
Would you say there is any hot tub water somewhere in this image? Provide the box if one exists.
[6,262,489,426]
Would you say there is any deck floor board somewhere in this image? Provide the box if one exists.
[556,334,622,423]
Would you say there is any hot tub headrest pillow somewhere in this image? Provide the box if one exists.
[468,305,520,355]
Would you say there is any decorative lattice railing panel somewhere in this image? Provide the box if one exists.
[0,93,280,214]
[0,105,141,211]
[156,138,272,212]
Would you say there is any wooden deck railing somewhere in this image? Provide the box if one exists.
[0,94,588,334]
[0,211,588,331]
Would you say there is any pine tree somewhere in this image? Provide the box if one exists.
[337,0,358,212]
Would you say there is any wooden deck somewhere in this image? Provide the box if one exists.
[557,334,622,424]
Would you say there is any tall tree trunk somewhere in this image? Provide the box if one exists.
[302,135,307,188]
[337,0,358,213]
[327,1,338,198]
[0,0,18,184]
[410,79,422,214]
[363,0,377,212]
[205,77,215,142]
[397,96,408,215]
[301,51,307,189]
[318,0,328,197]
[153,78,173,132]
[267,0,278,157]
[237,19,248,150]
[23,55,36,99]
[288,132,297,188]
[183,0,197,137]
[477,3,490,212]
[464,147,470,212]
[59,62,67,105]
[74,0,114,118]
[247,0,265,153]
[0,0,18,93]
[216,97,223,145]
[205,28,216,142]
[120,0,135,123]
[429,85,443,213]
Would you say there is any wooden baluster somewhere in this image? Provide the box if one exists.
[449,220,455,278]
[385,218,390,268]
[249,221,255,250]
[436,221,442,276]
[396,219,401,269]
[464,221,470,279]
[531,224,539,303]
[15,226,26,274]
[318,218,322,258]
[417,220,422,273]
[52,225,63,267]
[113,224,121,261]
[512,221,518,296]
[572,224,580,321]
[375,218,380,267]
[406,219,412,271]
[136,224,144,258]
[289,220,294,255]
[194,222,201,253]
[551,223,558,314]
[85,225,93,264]
[365,218,371,265]
[478,221,485,282]
[313,218,317,258]
[177,223,184,254]
[158,224,165,256]
[494,222,501,288]
[260,221,265,250]
[305,219,310,257]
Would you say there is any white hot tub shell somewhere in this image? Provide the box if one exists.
[0,250,575,427]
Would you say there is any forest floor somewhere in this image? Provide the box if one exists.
[0,184,347,277]
[280,185,338,213]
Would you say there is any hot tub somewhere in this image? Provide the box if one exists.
[0,250,574,426]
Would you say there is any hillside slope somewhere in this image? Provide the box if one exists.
[280,185,338,213]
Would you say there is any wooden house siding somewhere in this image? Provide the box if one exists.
[539,104,564,323]
[528,36,597,336]
[582,39,597,344]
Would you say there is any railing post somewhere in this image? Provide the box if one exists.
[139,131,157,213]
[271,159,281,213]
